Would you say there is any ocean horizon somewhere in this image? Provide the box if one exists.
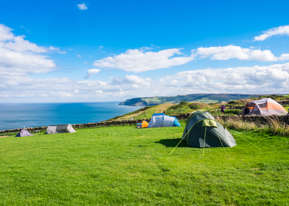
[0,102,140,131]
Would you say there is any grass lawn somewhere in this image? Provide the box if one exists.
[0,125,288,206]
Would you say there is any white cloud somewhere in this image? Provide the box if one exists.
[196,45,278,61]
[2,23,289,102]
[93,46,289,74]
[86,68,100,78]
[0,73,149,101]
[93,48,194,72]
[112,75,151,88]
[279,53,289,61]
[0,24,56,74]
[0,48,55,73]
[1,36,47,53]
[161,62,289,94]
[2,62,289,102]
[254,25,289,41]
[47,46,66,54]
[0,24,47,53]
[0,73,107,101]
[0,24,14,41]
[77,3,88,10]
[125,75,151,87]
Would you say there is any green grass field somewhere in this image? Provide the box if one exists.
[0,125,288,206]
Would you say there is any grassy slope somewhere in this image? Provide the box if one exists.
[113,103,174,121]
[0,125,288,206]
[165,102,212,116]
[112,102,217,121]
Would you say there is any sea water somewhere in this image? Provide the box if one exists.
[0,102,139,130]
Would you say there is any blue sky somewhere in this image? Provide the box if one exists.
[1,0,289,102]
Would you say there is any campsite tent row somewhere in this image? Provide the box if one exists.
[16,113,180,137]
[15,98,287,147]
[16,111,235,149]
[16,124,76,137]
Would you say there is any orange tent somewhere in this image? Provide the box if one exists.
[244,98,287,116]
[141,121,149,128]
[136,120,149,128]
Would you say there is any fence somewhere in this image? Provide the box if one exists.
[1,113,288,134]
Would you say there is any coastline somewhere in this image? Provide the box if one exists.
[0,102,141,132]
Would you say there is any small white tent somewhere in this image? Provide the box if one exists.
[16,129,32,137]
[46,124,76,134]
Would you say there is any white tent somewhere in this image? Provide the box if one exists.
[46,124,76,134]
[16,129,32,137]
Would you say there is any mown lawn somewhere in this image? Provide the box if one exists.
[0,125,288,206]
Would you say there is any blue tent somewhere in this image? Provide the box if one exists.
[148,113,180,128]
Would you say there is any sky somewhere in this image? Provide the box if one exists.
[1,0,289,103]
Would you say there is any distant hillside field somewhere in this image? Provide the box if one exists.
[120,93,258,106]
[114,94,289,121]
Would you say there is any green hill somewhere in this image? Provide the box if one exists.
[115,94,289,121]
[120,93,258,106]
[113,102,219,121]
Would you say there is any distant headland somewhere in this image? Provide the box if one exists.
[120,93,258,106]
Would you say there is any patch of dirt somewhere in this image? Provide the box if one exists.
[0,136,9,139]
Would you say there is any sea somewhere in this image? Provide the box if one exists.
[0,102,140,131]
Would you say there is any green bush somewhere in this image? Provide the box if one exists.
[224,109,242,115]
[188,103,201,109]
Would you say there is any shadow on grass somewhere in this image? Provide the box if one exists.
[155,138,187,147]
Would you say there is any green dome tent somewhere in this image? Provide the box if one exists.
[182,111,236,148]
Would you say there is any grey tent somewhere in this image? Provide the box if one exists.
[16,129,32,137]
[182,111,236,148]
[46,124,76,134]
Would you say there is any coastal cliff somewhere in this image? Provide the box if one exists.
[120,93,257,106]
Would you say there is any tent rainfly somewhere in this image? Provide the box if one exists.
[244,98,287,116]
[16,129,32,137]
[46,124,76,134]
[182,111,236,148]
[148,113,180,128]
